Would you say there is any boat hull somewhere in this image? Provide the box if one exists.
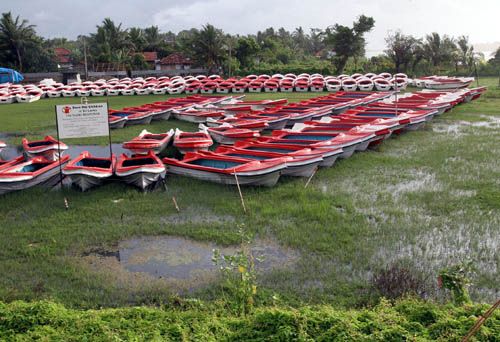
[116,169,166,190]
[0,159,68,195]
[167,165,281,187]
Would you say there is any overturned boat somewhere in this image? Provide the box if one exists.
[122,129,174,155]
[173,128,213,154]
[115,151,166,190]
[201,124,260,145]
[63,151,116,191]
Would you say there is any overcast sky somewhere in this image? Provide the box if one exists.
[2,0,499,55]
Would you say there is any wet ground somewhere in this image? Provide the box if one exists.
[82,236,300,292]
[0,143,128,160]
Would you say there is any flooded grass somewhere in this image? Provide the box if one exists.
[0,79,499,308]
[81,236,299,294]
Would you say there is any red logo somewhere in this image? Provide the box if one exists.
[62,106,71,114]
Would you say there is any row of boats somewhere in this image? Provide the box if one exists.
[1,73,471,105]
[0,86,486,193]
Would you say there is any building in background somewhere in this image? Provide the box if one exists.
[159,53,193,71]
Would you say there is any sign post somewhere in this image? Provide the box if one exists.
[54,102,111,188]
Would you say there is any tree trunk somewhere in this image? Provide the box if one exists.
[335,56,348,74]
[15,46,23,72]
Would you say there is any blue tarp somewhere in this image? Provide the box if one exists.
[0,67,24,84]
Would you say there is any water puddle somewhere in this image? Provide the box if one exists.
[0,143,127,160]
[83,236,300,292]
[432,115,500,135]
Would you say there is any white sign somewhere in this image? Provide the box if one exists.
[56,103,109,139]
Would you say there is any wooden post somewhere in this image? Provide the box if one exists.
[304,167,318,188]
[234,173,247,213]
[461,299,499,342]
[172,196,180,212]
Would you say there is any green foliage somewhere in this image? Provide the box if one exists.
[0,12,56,72]
[323,14,375,73]
[439,263,474,305]
[212,225,263,316]
[0,299,498,340]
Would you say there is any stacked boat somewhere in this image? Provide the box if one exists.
[2,73,474,105]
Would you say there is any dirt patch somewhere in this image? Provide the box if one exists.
[81,236,300,293]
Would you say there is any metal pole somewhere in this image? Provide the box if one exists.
[54,105,64,188]
[83,38,88,80]
[106,101,113,162]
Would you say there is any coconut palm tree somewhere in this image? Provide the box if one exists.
[192,24,226,73]
[0,12,38,71]
[128,27,145,52]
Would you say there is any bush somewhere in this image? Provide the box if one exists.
[372,263,431,300]
[1,299,498,340]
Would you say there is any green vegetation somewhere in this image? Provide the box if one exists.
[2,11,500,75]
[1,299,498,340]
[0,80,499,339]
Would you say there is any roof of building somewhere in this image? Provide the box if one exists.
[141,51,158,62]
[160,53,193,65]
[54,47,72,64]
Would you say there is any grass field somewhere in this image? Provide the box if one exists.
[0,78,498,310]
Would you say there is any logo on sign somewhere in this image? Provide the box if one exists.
[63,106,72,114]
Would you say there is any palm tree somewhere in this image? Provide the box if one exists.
[0,12,37,71]
[192,24,226,73]
[144,26,162,51]
[456,35,474,71]
[128,27,145,52]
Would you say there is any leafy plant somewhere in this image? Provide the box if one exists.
[212,224,264,316]
[438,262,474,305]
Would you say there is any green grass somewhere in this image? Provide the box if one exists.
[0,79,499,310]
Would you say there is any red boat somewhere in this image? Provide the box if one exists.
[232,141,343,168]
[214,146,324,177]
[116,151,166,190]
[173,128,213,154]
[22,136,67,161]
[258,130,374,158]
[122,129,174,155]
[201,124,260,145]
[63,151,116,191]
[0,155,70,195]
[163,152,286,187]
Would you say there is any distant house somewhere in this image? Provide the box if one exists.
[54,47,72,69]
[159,53,193,71]
[140,51,159,70]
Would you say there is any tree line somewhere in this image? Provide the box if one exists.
[0,11,499,76]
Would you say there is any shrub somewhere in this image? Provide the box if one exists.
[372,263,430,300]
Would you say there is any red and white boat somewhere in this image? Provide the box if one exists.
[63,152,116,191]
[115,151,166,190]
[122,129,174,155]
[173,109,225,123]
[16,89,43,103]
[201,123,260,145]
[22,136,67,161]
[0,155,70,195]
[173,128,213,154]
[163,152,285,187]
[356,78,374,91]
[341,78,358,91]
